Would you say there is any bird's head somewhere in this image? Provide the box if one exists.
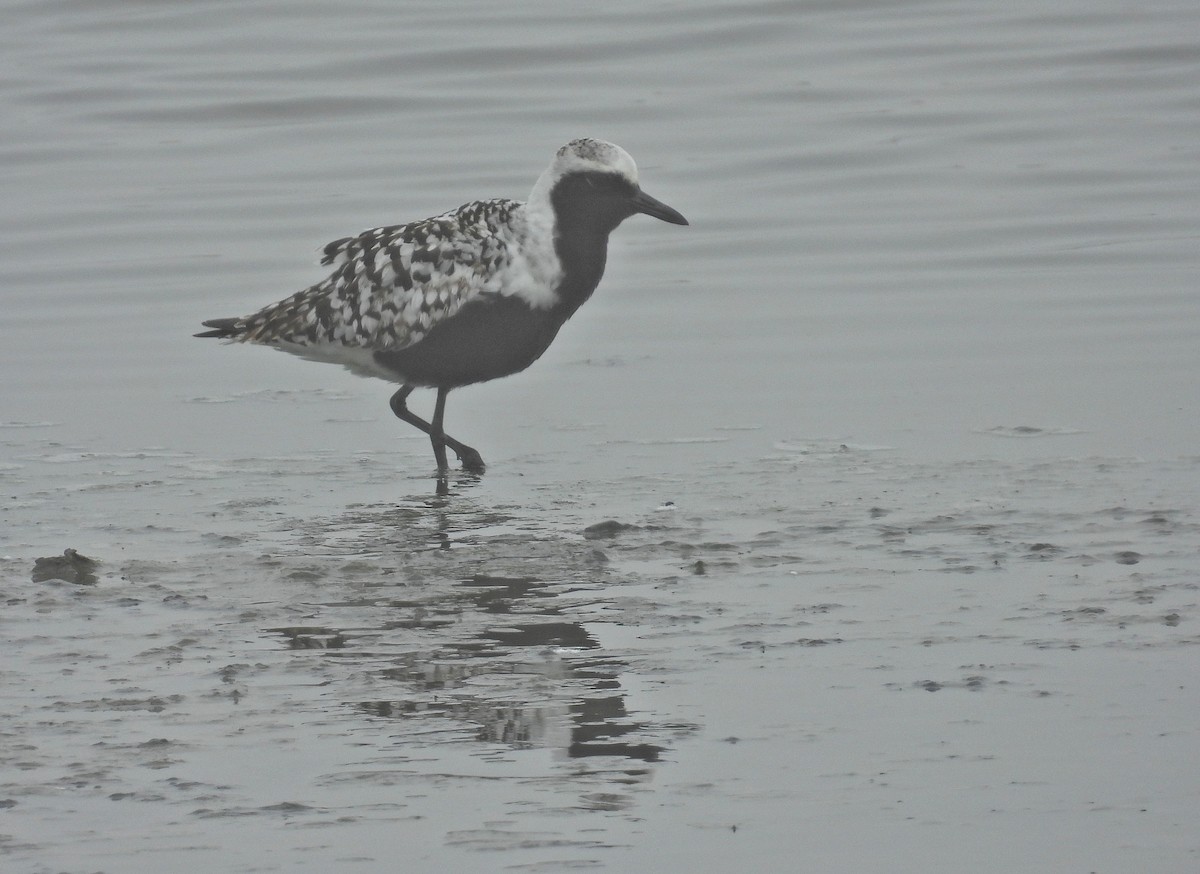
[533,138,688,236]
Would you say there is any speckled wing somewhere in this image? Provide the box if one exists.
[234,199,521,353]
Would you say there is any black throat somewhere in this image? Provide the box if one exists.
[548,171,638,317]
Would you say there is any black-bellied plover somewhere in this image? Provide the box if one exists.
[197,139,688,474]
[197,139,687,474]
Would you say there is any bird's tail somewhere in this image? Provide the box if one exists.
[195,318,243,339]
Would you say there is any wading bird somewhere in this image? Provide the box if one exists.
[197,139,688,473]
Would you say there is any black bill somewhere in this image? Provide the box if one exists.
[630,188,689,225]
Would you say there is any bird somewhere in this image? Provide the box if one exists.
[196,138,688,474]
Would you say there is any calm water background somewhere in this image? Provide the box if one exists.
[2,1,1198,871]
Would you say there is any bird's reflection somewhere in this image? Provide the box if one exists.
[434,467,481,498]
[271,498,685,763]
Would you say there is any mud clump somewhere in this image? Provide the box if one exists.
[32,548,98,585]
[583,520,640,540]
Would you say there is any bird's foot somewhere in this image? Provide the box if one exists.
[456,445,486,474]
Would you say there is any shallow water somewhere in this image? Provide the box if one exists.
[3,1,1199,871]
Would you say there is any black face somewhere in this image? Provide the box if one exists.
[551,171,688,238]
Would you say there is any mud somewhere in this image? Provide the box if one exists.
[3,435,1197,872]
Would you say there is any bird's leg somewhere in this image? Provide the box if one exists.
[388,386,486,474]
[430,387,451,472]
[431,388,487,474]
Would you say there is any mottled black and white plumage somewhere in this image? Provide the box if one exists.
[197,138,688,475]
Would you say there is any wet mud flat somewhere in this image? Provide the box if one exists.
[2,439,1198,872]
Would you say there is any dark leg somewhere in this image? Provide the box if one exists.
[388,385,486,473]
[430,387,450,471]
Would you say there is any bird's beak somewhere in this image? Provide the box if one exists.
[630,188,689,226]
